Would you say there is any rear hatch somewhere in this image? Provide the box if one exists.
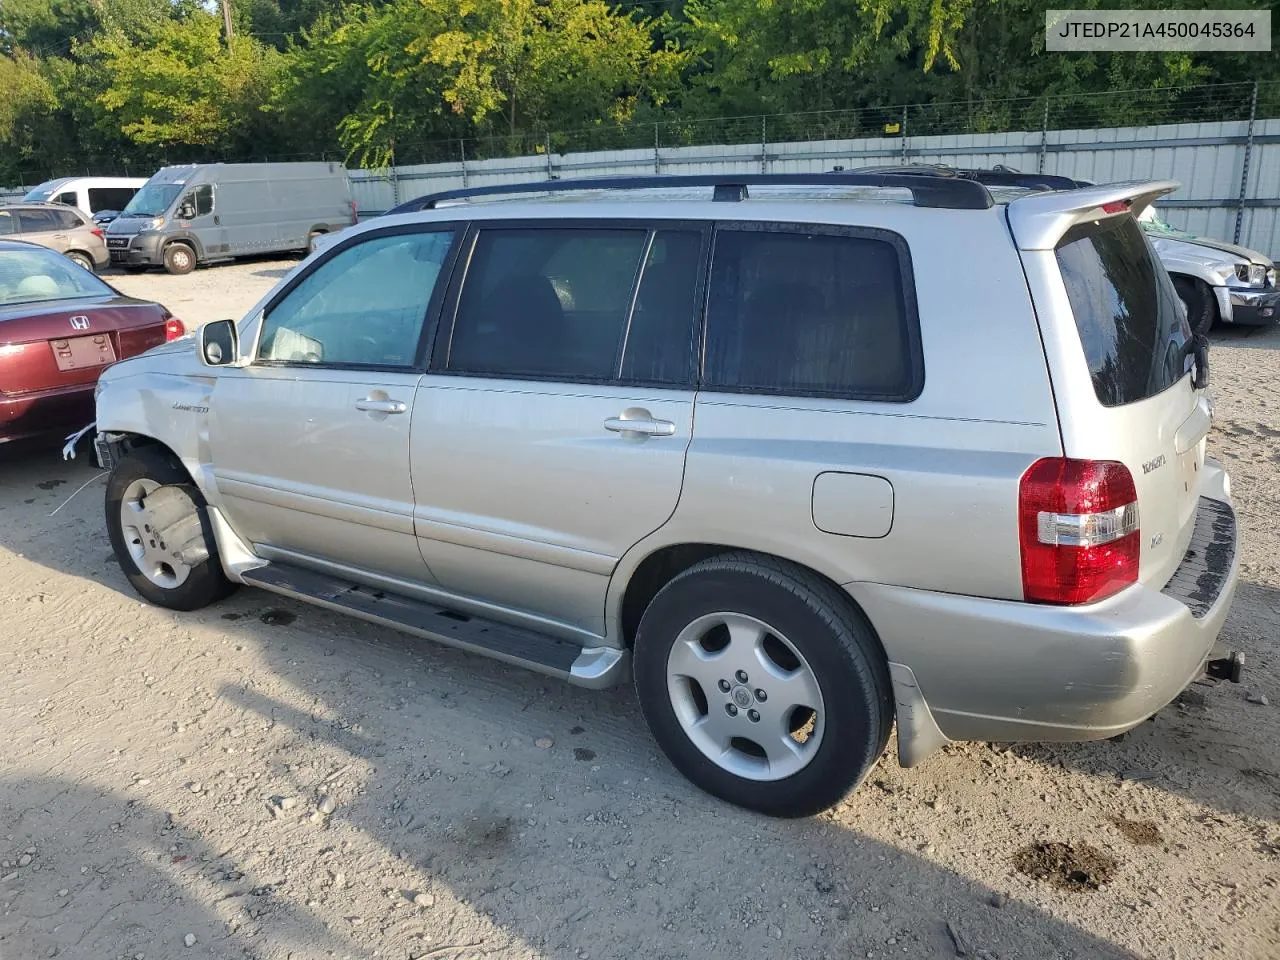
[1008,181,1207,594]
[0,296,171,395]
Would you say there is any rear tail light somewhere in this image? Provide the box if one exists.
[91,227,104,239]
[164,316,186,341]
[1101,200,1130,214]
[350,199,358,223]
[1019,458,1140,605]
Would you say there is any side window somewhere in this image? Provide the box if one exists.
[89,187,138,212]
[704,226,920,400]
[55,191,77,206]
[56,209,84,230]
[194,184,213,216]
[17,209,59,233]
[0,212,13,236]
[620,229,703,384]
[446,227,648,380]
[257,229,454,367]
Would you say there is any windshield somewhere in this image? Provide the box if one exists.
[21,182,61,203]
[1056,215,1192,407]
[121,183,183,217]
[0,248,114,306]
[1138,206,1178,234]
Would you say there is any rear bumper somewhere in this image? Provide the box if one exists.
[0,385,95,443]
[851,463,1240,758]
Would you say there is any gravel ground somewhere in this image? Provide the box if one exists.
[0,259,1277,960]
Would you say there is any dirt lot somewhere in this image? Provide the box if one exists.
[1,260,1277,960]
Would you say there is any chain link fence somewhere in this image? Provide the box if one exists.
[6,80,1278,186]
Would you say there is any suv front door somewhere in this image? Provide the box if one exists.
[412,222,706,638]
[209,225,459,583]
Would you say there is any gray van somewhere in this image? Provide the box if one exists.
[105,162,356,275]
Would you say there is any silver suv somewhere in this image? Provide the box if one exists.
[91,171,1242,818]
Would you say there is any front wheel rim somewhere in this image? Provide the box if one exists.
[666,612,826,782]
[119,478,191,589]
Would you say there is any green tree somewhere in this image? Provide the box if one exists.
[90,13,282,150]
[274,0,687,166]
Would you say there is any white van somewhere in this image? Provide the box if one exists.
[22,177,147,220]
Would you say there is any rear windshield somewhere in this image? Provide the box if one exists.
[1055,215,1192,407]
[0,249,113,306]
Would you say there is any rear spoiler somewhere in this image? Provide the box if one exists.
[1006,179,1180,251]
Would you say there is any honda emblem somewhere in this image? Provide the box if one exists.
[69,316,90,331]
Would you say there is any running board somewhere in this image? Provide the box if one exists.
[239,562,626,689]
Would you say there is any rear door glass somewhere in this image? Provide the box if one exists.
[17,209,60,233]
[703,224,921,400]
[1055,216,1192,407]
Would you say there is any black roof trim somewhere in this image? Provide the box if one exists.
[386,172,996,215]
[851,164,1087,192]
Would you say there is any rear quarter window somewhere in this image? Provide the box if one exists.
[1055,216,1193,407]
[703,224,922,401]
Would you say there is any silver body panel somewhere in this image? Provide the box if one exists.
[94,181,1241,767]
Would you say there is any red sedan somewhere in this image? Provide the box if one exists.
[0,239,184,445]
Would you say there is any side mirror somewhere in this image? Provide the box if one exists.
[178,203,195,219]
[201,319,238,367]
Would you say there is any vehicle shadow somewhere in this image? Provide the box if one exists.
[1210,322,1280,351]
[208,627,1143,960]
[0,774,356,958]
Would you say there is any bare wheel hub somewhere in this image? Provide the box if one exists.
[666,611,825,782]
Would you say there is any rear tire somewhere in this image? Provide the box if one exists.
[105,447,236,611]
[66,250,95,273]
[163,243,197,276]
[1173,276,1216,336]
[633,553,893,818]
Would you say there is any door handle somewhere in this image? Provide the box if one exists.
[213,215,221,225]
[355,397,407,414]
[604,410,676,438]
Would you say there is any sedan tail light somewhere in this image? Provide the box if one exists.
[164,316,186,341]
[1019,457,1140,605]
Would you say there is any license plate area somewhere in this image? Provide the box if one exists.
[50,334,117,371]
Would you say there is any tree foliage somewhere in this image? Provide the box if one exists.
[1,0,1276,185]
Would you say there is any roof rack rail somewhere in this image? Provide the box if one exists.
[385,172,995,215]
[850,163,1085,192]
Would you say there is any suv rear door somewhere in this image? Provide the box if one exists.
[411,221,706,637]
[1010,184,1207,590]
[15,208,70,254]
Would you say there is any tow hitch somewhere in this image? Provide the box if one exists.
[1205,651,1244,684]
